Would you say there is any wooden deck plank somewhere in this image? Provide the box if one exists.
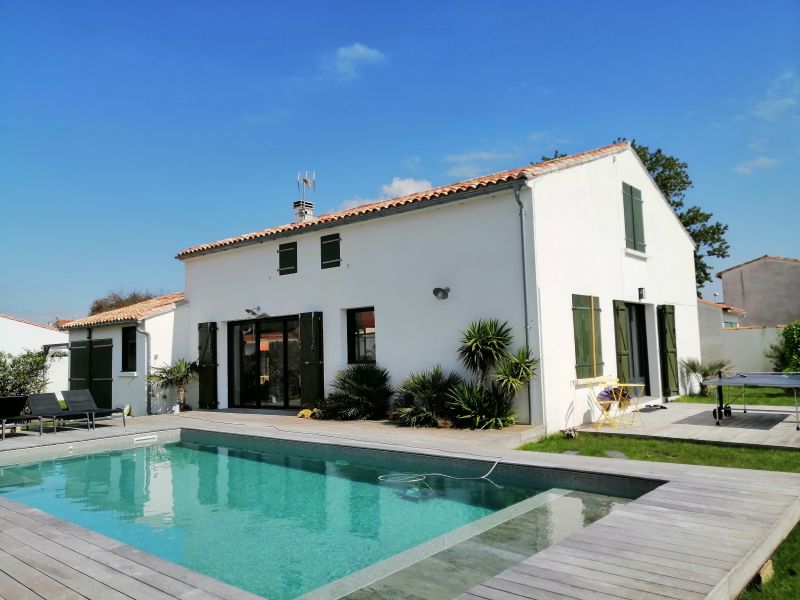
[0,568,46,600]
[0,548,86,600]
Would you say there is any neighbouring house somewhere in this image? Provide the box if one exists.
[61,293,187,416]
[0,313,69,393]
[697,299,747,363]
[717,255,800,327]
[173,141,700,432]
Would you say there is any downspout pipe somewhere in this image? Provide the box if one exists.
[136,321,152,415]
[514,181,547,431]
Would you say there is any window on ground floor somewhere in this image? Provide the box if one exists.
[347,307,376,364]
[572,294,603,378]
[121,326,136,372]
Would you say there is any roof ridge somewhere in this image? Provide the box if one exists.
[716,254,800,277]
[62,292,185,329]
[177,141,630,259]
[0,313,60,331]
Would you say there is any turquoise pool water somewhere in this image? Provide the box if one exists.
[0,439,620,599]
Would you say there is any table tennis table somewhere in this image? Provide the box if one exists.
[704,372,800,430]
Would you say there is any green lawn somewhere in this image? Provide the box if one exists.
[674,386,797,406]
[520,434,800,598]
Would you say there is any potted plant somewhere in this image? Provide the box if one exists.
[148,359,198,412]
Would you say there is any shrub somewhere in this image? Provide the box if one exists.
[318,363,392,420]
[0,350,49,397]
[494,347,539,397]
[448,382,517,430]
[767,321,800,372]
[680,358,732,396]
[457,319,512,384]
[393,365,463,427]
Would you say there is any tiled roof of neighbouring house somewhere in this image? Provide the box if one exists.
[697,299,747,313]
[0,314,61,331]
[716,255,800,277]
[62,293,185,329]
[177,141,630,259]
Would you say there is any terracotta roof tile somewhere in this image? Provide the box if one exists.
[697,298,746,312]
[177,142,630,259]
[0,314,60,331]
[62,293,185,329]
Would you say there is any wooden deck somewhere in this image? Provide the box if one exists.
[581,402,800,449]
[0,412,797,599]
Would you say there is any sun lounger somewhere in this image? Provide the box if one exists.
[0,395,42,440]
[62,389,126,428]
[27,393,92,433]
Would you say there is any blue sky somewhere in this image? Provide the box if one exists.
[1,1,798,322]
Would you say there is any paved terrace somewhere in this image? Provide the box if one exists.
[580,401,800,449]
[0,411,796,600]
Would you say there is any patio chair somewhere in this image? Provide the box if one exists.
[588,383,618,428]
[27,393,92,433]
[62,389,126,429]
[0,395,42,440]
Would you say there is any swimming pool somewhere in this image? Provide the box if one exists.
[0,432,640,599]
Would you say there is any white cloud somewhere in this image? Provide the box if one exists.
[735,156,779,175]
[443,148,518,179]
[750,71,800,122]
[338,176,432,209]
[380,177,432,197]
[446,164,484,179]
[330,43,385,81]
[444,150,515,163]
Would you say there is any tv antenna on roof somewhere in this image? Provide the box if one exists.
[297,171,316,201]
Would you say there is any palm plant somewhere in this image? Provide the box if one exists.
[494,347,539,397]
[318,363,392,420]
[680,358,731,396]
[457,319,512,384]
[148,359,198,410]
[393,365,463,427]
[448,382,517,430]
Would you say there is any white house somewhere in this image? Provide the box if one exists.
[0,313,69,393]
[61,293,187,416]
[173,141,700,432]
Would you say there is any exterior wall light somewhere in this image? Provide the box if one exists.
[433,287,450,300]
[638,288,645,301]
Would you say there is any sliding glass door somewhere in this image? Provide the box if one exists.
[229,316,302,409]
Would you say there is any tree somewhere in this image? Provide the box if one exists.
[539,150,568,161]
[541,140,730,290]
[89,290,157,315]
[766,321,800,372]
[0,350,49,396]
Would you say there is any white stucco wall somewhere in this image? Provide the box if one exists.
[720,327,782,372]
[44,345,70,394]
[529,149,701,430]
[180,188,533,421]
[698,302,724,363]
[0,316,67,355]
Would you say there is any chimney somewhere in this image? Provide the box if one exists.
[293,200,315,223]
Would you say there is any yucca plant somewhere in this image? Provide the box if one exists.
[448,382,517,430]
[148,359,198,410]
[457,319,512,384]
[393,365,463,427]
[317,363,392,420]
[494,347,539,397]
[680,358,732,396]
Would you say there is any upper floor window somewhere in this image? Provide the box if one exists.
[321,234,341,269]
[278,242,297,275]
[622,183,646,252]
[121,326,137,372]
[347,307,376,363]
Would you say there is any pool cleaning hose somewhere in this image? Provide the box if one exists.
[377,457,504,500]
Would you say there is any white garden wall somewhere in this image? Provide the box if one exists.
[719,327,782,372]
[0,316,67,355]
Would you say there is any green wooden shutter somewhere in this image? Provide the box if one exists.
[69,340,90,390]
[320,234,341,269]
[90,338,113,409]
[299,312,324,405]
[631,186,646,252]
[658,305,679,397]
[592,296,603,376]
[572,295,592,378]
[613,300,631,383]
[278,242,297,275]
[197,322,218,409]
[622,183,635,250]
